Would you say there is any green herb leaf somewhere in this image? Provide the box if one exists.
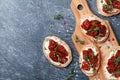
[101,0,103,3]
[96,34,103,40]
[44,47,47,50]
[87,29,92,34]
[69,68,74,74]
[54,14,63,20]
[57,55,61,62]
[84,54,94,67]
[116,56,120,62]
[111,70,120,77]
[97,35,101,40]
[75,35,85,44]
[98,46,102,49]
[84,54,89,60]
[109,0,113,5]
[118,0,120,2]
[103,4,107,8]
[93,40,97,43]
[93,68,96,72]
[115,56,120,66]
[111,73,115,76]
[65,74,73,80]
[93,27,100,32]
[65,68,74,80]
[54,46,58,52]
[45,38,49,41]
[92,52,95,57]
[116,70,120,75]
[79,62,81,65]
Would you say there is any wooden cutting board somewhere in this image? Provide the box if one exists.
[70,0,119,80]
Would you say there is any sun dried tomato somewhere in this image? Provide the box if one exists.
[49,39,68,64]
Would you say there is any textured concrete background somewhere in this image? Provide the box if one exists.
[0,0,120,80]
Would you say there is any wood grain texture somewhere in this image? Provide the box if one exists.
[70,0,119,79]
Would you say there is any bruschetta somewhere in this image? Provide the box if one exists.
[97,0,120,16]
[80,15,109,43]
[42,36,72,68]
[103,46,120,79]
[79,44,100,76]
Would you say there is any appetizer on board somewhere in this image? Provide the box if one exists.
[79,44,100,76]
[80,15,109,43]
[97,0,120,16]
[103,47,120,80]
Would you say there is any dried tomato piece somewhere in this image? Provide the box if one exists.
[113,0,120,9]
[102,7,110,13]
[115,73,120,78]
[105,0,111,5]
[82,61,90,71]
[81,19,91,30]
[87,31,99,38]
[57,45,68,56]
[55,51,64,58]
[107,56,115,65]
[49,39,57,50]
[88,49,94,59]
[100,25,106,37]
[107,64,116,73]
[60,57,68,64]
[49,51,58,62]
[91,55,98,68]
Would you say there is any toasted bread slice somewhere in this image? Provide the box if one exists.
[97,0,120,16]
[80,15,110,43]
[79,44,100,76]
[102,46,120,79]
[42,36,72,68]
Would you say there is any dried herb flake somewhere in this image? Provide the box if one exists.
[54,14,63,20]
[75,35,85,44]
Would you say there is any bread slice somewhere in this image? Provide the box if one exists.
[42,36,72,68]
[79,44,100,76]
[102,46,120,79]
[97,0,120,16]
[80,15,110,43]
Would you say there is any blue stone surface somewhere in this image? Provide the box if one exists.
[0,0,119,80]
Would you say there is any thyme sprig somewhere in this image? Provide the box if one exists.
[65,68,74,80]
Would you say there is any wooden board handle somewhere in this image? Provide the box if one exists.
[71,0,92,18]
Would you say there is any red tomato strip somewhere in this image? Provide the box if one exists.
[48,39,68,64]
